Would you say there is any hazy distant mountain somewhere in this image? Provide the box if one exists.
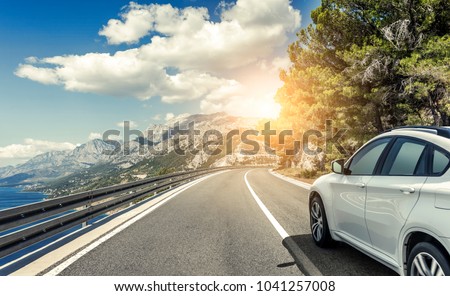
[70,139,114,165]
[0,140,115,184]
[0,166,14,178]
[0,112,278,195]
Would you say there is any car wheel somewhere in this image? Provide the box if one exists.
[310,195,334,248]
[407,242,450,276]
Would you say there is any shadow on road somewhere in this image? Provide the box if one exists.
[283,235,398,276]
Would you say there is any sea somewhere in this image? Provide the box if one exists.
[0,187,47,269]
[0,187,47,211]
[0,186,107,271]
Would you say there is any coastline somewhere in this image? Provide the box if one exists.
[0,187,47,210]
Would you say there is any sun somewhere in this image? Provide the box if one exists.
[231,96,281,119]
[255,99,281,119]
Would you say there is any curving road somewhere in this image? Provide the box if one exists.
[57,168,396,276]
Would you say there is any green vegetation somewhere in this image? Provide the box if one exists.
[41,152,191,197]
[277,0,449,136]
[275,167,327,183]
[275,0,449,173]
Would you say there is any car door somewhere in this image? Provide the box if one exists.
[332,137,392,245]
[365,137,428,259]
[421,147,450,211]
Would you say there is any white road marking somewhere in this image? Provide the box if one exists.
[245,170,322,276]
[44,171,227,276]
[269,169,312,190]
[244,171,289,239]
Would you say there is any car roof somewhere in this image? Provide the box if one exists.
[373,127,450,150]
[387,126,450,138]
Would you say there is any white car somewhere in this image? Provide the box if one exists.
[309,127,450,276]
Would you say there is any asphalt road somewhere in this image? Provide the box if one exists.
[58,168,396,276]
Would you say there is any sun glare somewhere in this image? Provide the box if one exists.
[256,99,281,119]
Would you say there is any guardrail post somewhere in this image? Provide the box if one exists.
[81,204,88,228]
[82,191,93,228]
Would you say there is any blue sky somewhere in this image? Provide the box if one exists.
[0,0,320,166]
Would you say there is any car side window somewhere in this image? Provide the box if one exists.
[432,149,450,176]
[347,137,391,175]
[381,138,427,176]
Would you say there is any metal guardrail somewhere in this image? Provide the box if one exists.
[0,167,230,259]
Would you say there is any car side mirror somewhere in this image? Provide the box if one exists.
[331,159,345,174]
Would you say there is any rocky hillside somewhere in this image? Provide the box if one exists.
[0,112,279,196]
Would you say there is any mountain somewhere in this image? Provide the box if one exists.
[69,139,114,165]
[0,173,34,186]
[146,112,275,169]
[0,165,14,178]
[0,113,278,196]
[0,140,115,184]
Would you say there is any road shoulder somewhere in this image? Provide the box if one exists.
[269,170,312,190]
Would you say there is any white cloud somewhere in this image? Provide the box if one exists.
[0,139,76,160]
[88,132,102,140]
[15,64,59,85]
[99,2,155,45]
[15,0,301,117]
[117,121,139,128]
[159,71,237,103]
[165,113,175,121]
[152,114,161,120]
[99,2,210,45]
[222,0,300,29]
[271,56,292,70]
[165,113,191,123]
[25,56,39,64]
[201,88,281,119]
[258,55,292,73]
[88,132,122,141]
